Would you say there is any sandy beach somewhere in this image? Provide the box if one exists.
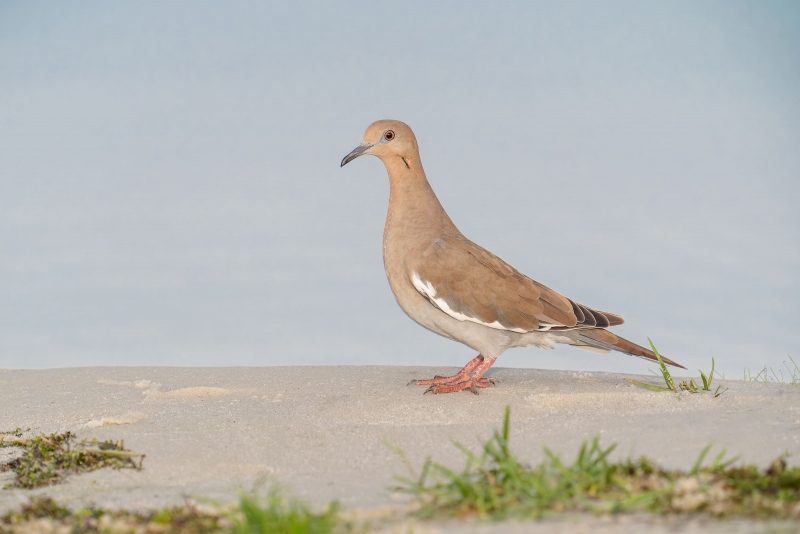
[1,366,798,532]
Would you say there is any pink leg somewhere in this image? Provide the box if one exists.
[409,355,485,386]
[409,355,498,395]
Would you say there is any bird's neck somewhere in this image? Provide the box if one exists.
[382,155,458,248]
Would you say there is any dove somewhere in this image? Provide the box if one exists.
[341,120,685,394]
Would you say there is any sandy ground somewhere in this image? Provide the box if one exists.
[1,366,799,532]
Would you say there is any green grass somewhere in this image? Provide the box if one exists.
[624,339,727,397]
[0,430,144,489]
[232,484,341,534]
[623,341,798,391]
[4,411,800,531]
[0,430,346,533]
[0,495,227,534]
[391,406,800,520]
[0,486,345,534]
[744,356,800,385]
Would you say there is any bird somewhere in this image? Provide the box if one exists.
[340,120,685,394]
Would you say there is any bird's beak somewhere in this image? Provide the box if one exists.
[340,143,373,167]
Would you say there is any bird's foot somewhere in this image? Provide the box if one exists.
[424,377,498,395]
[408,354,485,386]
[408,372,470,386]
[409,354,498,394]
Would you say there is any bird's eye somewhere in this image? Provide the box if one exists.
[384,130,395,141]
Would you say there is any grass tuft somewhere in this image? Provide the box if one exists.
[648,337,677,392]
[744,356,800,385]
[1,486,345,534]
[391,406,800,520]
[625,339,727,396]
[0,495,227,534]
[698,358,715,391]
[696,358,727,397]
[0,431,144,489]
[232,484,341,534]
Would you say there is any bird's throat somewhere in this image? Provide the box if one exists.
[383,162,458,257]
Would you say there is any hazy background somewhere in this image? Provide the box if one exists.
[1,1,798,378]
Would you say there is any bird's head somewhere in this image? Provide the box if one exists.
[340,120,419,170]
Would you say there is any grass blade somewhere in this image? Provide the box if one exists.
[648,337,676,392]
[624,378,673,392]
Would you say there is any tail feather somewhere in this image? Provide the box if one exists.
[576,329,686,369]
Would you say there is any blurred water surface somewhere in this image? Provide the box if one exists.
[1,1,798,377]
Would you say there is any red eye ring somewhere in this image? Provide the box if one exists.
[384,130,395,141]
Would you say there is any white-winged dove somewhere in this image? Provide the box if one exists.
[341,120,685,394]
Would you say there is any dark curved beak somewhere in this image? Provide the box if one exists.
[340,143,373,167]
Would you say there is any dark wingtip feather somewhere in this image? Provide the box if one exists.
[599,311,625,326]
[569,299,625,328]
[590,309,611,328]
[570,300,586,323]
[577,304,596,327]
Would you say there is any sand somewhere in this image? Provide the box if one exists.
[1,366,798,532]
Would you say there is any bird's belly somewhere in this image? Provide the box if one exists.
[386,275,516,357]
[385,271,450,337]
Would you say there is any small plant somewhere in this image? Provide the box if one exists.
[625,340,726,396]
[0,488,345,534]
[0,431,144,489]
[0,496,228,534]
[744,356,800,385]
[649,337,677,391]
[391,406,800,520]
[0,428,26,438]
[673,359,727,397]
[624,338,677,393]
[698,358,715,391]
[232,484,341,534]
[696,357,727,397]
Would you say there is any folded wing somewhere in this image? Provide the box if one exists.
[411,235,624,333]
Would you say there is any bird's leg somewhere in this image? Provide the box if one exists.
[408,354,486,386]
[424,356,498,395]
[409,355,498,394]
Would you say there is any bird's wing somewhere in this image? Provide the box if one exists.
[411,235,623,333]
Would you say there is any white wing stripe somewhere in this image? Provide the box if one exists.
[411,272,528,334]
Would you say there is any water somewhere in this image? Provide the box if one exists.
[1,2,798,377]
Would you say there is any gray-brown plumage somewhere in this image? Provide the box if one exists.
[415,233,625,332]
[341,120,685,394]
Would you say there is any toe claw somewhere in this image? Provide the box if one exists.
[409,362,498,394]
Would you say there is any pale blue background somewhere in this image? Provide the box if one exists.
[1,1,798,377]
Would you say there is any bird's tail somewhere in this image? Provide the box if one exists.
[574,329,686,369]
